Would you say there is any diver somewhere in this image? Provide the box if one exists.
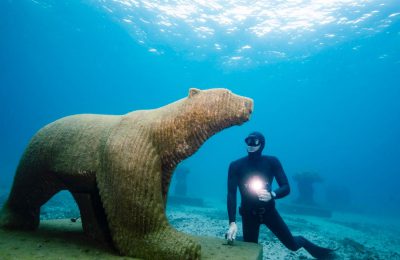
[226,132,334,259]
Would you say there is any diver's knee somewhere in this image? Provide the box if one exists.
[286,242,299,251]
[285,236,304,251]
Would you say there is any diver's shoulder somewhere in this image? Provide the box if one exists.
[263,155,280,162]
[230,156,248,166]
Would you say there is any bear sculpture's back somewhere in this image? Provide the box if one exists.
[0,88,253,259]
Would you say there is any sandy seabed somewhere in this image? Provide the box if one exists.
[0,189,399,259]
[166,201,400,260]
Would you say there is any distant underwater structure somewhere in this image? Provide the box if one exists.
[278,171,332,218]
[169,165,204,207]
[0,88,253,259]
[174,165,189,197]
[293,171,323,205]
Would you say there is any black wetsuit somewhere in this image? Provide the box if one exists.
[227,132,333,259]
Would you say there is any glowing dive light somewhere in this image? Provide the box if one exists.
[248,177,265,193]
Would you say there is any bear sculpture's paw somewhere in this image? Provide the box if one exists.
[125,226,201,260]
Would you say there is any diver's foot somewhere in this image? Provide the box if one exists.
[309,247,336,259]
[299,236,337,259]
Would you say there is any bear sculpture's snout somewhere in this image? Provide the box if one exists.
[241,97,254,122]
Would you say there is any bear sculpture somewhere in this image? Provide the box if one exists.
[0,88,253,259]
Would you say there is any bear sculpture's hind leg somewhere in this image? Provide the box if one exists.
[72,189,112,245]
[0,166,63,230]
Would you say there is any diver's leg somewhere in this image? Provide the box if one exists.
[295,236,335,259]
[241,213,260,243]
[264,207,333,258]
[263,207,301,251]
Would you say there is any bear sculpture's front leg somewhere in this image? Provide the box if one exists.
[142,225,201,260]
[96,144,201,259]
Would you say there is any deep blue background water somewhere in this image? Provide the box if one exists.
[1,0,399,218]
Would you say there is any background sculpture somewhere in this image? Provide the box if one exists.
[174,166,189,197]
[293,171,323,205]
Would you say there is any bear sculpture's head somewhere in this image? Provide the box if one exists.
[186,88,253,131]
[155,87,253,166]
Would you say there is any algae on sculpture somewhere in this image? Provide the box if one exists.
[0,88,253,259]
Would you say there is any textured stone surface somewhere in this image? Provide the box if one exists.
[0,88,253,259]
[0,219,263,260]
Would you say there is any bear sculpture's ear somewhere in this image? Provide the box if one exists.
[188,88,201,98]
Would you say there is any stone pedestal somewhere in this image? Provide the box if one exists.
[0,219,262,260]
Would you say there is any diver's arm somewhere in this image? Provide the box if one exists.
[271,157,290,199]
[227,163,238,223]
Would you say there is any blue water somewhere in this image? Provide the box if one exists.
[1,0,400,219]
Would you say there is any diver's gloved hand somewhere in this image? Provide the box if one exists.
[226,222,237,244]
[257,189,272,202]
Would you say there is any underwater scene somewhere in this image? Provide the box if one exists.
[1,0,400,259]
